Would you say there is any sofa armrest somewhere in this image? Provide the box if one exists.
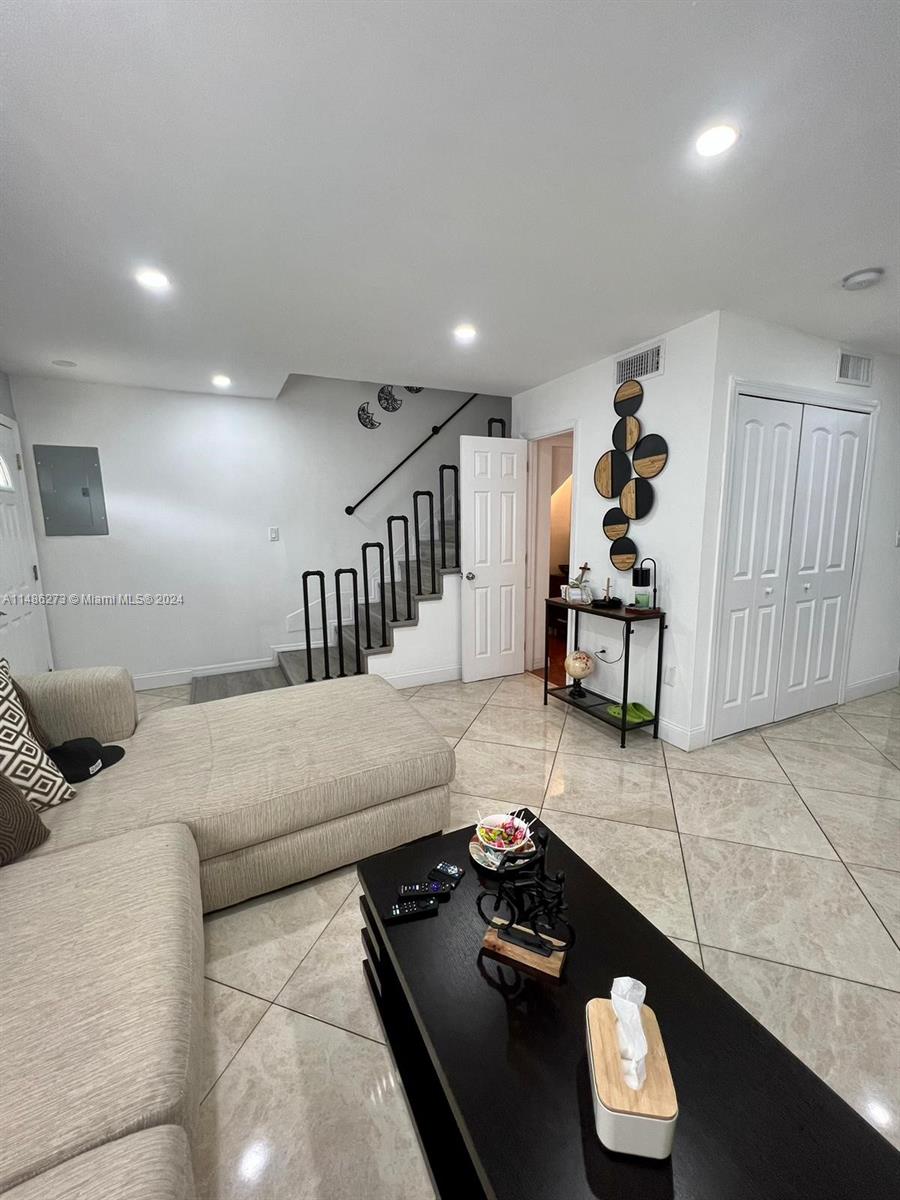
[13,666,138,746]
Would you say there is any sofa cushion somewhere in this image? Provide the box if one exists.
[2,1127,195,1200]
[0,774,49,866]
[0,659,75,812]
[33,674,453,861]
[0,824,203,1192]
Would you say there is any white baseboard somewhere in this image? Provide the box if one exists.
[843,670,900,703]
[375,664,462,689]
[133,655,276,691]
[656,717,708,752]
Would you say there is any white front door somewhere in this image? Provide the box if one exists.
[774,405,868,721]
[460,434,527,682]
[0,419,52,674]
[713,395,802,739]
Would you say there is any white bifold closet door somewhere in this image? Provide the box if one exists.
[714,395,868,739]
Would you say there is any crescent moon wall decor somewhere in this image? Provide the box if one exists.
[632,433,669,478]
[613,379,643,417]
[377,385,403,412]
[594,449,631,499]
[357,402,381,430]
[612,415,641,451]
[404,386,424,394]
[621,477,655,520]
[602,507,629,540]
[609,536,638,572]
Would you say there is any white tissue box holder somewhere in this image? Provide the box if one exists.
[585,998,678,1159]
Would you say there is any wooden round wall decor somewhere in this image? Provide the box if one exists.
[609,536,638,572]
[613,379,643,417]
[602,507,629,540]
[633,433,668,478]
[612,415,641,452]
[594,449,631,499]
[621,477,654,520]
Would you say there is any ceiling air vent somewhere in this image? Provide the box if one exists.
[836,350,873,387]
[616,339,665,385]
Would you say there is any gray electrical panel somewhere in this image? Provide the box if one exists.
[33,445,109,536]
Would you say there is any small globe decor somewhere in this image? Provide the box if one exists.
[564,649,595,699]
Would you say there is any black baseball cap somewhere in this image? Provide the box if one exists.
[48,737,125,784]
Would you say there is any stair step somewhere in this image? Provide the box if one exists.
[277,646,359,685]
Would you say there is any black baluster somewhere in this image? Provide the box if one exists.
[488,417,508,437]
[387,515,411,622]
[334,568,360,678]
[414,489,436,595]
[361,542,387,649]
[301,570,330,681]
[439,464,459,571]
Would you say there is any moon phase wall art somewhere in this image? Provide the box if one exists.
[377,385,403,412]
[358,385,423,429]
[596,378,668,571]
[357,402,381,430]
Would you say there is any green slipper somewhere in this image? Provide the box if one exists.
[607,702,654,725]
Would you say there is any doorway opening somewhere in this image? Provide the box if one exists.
[525,431,573,686]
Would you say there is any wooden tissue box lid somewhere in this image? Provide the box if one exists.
[586,998,677,1121]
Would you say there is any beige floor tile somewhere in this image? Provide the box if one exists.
[277,887,382,1043]
[670,937,704,967]
[446,793,492,833]
[195,1007,434,1200]
[767,739,900,800]
[140,684,193,700]
[136,692,178,716]
[487,672,552,709]
[762,709,871,748]
[663,732,786,782]
[848,865,900,942]
[414,676,502,704]
[396,686,420,698]
[445,735,459,748]
[557,710,665,765]
[450,739,554,806]
[201,980,269,1099]
[838,689,900,721]
[464,703,565,751]
[703,948,900,1150]
[670,771,837,858]
[682,836,900,990]
[544,753,675,831]
[204,867,357,999]
[799,788,900,872]
[540,810,696,940]
[840,713,900,758]
[408,694,484,737]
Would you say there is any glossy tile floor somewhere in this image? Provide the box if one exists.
[187,676,900,1196]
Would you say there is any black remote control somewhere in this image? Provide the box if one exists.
[385,897,440,923]
[399,880,453,899]
[428,861,465,887]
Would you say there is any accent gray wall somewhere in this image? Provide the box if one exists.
[0,371,14,419]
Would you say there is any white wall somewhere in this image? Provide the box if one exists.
[514,313,721,746]
[367,576,461,690]
[0,371,14,419]
[10,374,508,685]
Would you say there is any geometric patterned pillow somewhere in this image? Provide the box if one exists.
[0,773,50,865]
[0,659,75,812]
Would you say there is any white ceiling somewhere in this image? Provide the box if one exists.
[1,0,898,399]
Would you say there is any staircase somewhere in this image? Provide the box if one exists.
[190,416,507,703]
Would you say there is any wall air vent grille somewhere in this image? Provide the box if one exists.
[836,350,873,386]
[616,341,664,385]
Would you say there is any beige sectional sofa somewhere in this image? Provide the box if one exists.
[1,668,452,1197]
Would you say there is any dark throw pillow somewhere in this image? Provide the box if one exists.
[0,775,50,866]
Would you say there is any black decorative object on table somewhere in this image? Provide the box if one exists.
[476,827,575,961]
[633,557,659,610]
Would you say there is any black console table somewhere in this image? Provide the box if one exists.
[543,597,666,746]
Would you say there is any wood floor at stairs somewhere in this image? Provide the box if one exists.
[190,666,290,704]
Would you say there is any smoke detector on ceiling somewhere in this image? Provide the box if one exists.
[841,268,884,291]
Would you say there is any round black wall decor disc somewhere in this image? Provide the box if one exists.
[612,415,642,451]
[613,379,644,416]
[594,449,631,499]
[621,477,655,520]
[603,507,629,540]
[633,433,669,478]
[609,536,638,572]
[377,385,403,412]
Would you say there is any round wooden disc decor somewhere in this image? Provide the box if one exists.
[612,414,642,452]
[594,449,631,499]
[633,433,669,478]
[609,536,638,572]
[602,507,629,540]
[613,379,644,416]
[621,477,655,520]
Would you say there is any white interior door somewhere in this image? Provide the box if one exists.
[774,405,868,721]
[460,434,527,682]
[0,419,52,674]
[713,395,802,738]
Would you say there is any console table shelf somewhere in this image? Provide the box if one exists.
[543,597,667,746]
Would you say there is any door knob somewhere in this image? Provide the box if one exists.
[465,572,476,580]
[764,587,773,595]
[803,583,811,591]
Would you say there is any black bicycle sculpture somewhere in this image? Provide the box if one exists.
[477,828,575,959]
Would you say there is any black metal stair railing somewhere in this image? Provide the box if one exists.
[487,417,508,437]
[334,567,362,677]
[412,490,437,596]
[438,464,459,570]
[361,542,388,650]
[301,570,331,683]
[386,515,412,622]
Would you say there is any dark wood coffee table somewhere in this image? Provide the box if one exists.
[358,817,900,1200]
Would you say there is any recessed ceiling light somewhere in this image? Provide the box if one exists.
[453,323,478,345]
[841,267,884,291]
[51,359,77,368]
[695,125,739,157]
[211,374,232,388]
[134,266,171,292]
